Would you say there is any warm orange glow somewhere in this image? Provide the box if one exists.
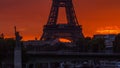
[59,38,71,43]
[96,26,120,34]
[1,0,120,40]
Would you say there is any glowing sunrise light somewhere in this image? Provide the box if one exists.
[96,26,120,34]
[59,38,71,43]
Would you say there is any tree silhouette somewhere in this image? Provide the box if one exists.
[84,37,91,52]
[76,38,85,52]
[90,38,105,52]
[113,34,120,53]
[0,38,15,64]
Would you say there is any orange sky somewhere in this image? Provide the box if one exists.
[0,0,120,40]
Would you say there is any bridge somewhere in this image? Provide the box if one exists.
[20,51,120,68]
[26,51,120,60]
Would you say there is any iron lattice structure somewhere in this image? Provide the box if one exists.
[41,0,84,42]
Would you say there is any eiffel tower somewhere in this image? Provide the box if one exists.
[40,0,84,42]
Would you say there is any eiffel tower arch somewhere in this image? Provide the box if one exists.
[40,0,84,42]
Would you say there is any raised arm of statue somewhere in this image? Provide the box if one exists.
[14,26,22,41]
